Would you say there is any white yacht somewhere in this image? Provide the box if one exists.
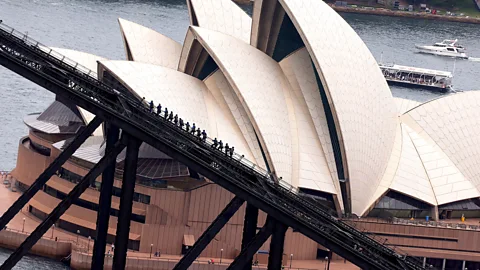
[415,39,468,59]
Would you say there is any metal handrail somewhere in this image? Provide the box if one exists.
[345,216,480,231]
[0,23,97,80]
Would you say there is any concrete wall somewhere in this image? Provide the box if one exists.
[350,220,480,261]
[0,229,71,259]
[71,250,267,270]
[138,184,318,259]
[10,137,50,186]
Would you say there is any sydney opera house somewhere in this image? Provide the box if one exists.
[9,0,480,267]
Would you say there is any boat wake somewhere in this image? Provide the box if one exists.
[468,57,480,62]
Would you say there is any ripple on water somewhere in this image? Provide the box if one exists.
[0,247,68,269]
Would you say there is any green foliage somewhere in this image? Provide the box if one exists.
[426,0,475,10]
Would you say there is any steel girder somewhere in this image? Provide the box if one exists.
[173,196,245,270]
[112,135,141,270]
[91,124,120,270]
[0,140,126,270]
[0,117,102,231]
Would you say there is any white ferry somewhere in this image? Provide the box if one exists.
[415,39,468,59]
[379,63,453,91]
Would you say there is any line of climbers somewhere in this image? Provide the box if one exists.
[147,99,235,158]
[144,100,399,269]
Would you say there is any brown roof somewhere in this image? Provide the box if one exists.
[117,158,190,180]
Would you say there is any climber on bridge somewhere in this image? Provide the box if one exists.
[174,114,178,125]
[225,143,230,155]
[191,123,196,134]
[218,140,223,151]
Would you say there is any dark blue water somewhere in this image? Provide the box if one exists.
[0,1,479,265]
[344,12,480,101]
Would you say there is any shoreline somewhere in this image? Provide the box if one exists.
[233,1,480,25]
[332,6,480,24]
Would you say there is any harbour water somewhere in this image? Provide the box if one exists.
[0,247,68,269]
[0,0,479,266]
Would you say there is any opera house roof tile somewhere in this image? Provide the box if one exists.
[118,18,183,69]
[98,60,257,163]
[280,0,398,214]
[30,0,480,216]
[187,0,252,43]
[184,26,294,184]
[203,70,267,168]
[279,48,341,199]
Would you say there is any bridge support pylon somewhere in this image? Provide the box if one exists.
[267,222,288,270]
[228,216,278,270]
[112,135,141,270]
[91,123,120,270]
[241,203,259,270]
